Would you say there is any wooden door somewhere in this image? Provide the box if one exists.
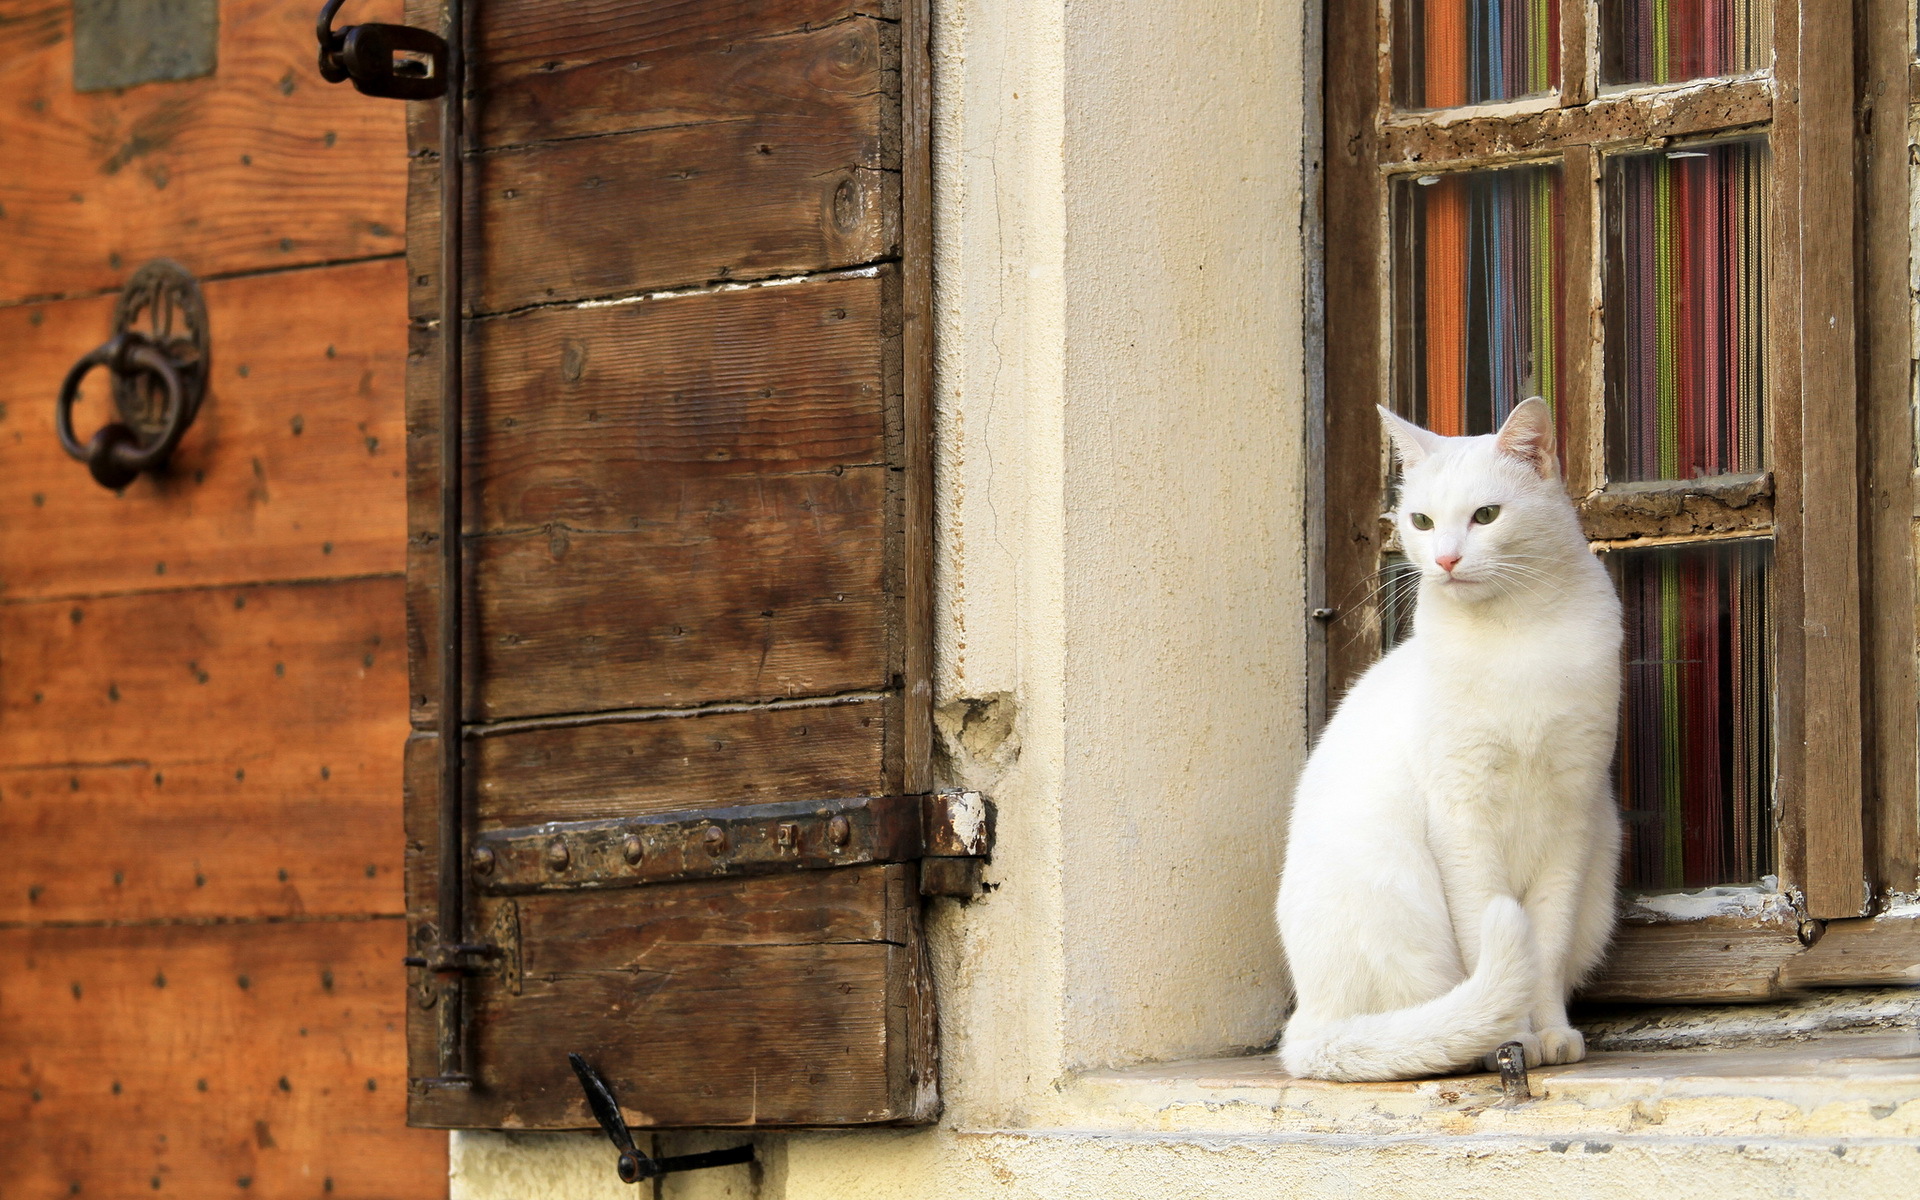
[0,0,446,1194]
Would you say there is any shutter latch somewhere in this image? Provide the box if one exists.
[314,0,449,100]
[567,1054,755,1183]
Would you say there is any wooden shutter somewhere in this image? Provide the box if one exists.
[401,0,943,1128]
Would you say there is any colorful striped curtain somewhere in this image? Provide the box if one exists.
[1609,140,1767,482]
[1616,541,1773,888]
[1393,165,1564,449]
[1604,0,1770,84]
[1400,0,1559,106]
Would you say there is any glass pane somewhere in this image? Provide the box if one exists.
[1392,164,1565,446]
[1396,0,1560,107]
[1601,0,1771,86]
[1614,540,1774,890]
[1605,139,1768,483]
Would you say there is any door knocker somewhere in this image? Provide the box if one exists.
[55,259,209,490]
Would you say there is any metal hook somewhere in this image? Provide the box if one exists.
[567,1054,755,1184]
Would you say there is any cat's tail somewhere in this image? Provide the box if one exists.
[1279,897,1535,1083]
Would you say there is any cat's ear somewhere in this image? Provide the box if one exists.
[1377,405,1444,467]
[1495,397,1557,480]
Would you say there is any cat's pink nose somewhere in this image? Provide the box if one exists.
[1435,554,1461,573]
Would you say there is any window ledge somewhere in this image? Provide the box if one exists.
[1058,1028,1920,1142]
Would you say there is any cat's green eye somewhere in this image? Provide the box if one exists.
[1409,512,1434,531]
[1473,505,1501,525]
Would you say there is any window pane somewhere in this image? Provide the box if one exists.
[1601,0,1771,86]
[1392,165,1565,445]
[1614,540,1774,890]
[1605,139,1768,483]
[1396,0,1560,107]
[1381,552,1421,651]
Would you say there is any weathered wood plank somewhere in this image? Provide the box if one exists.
[407,123,897,315]
[0,577,406,769]
[899,0,933,793]
[0,756,401,924]
[419,272,892,532]
[1792,0,1867,918]
[405,866,933,1128]
[0,0,406,305]
[1320,0,1388,696]
[1779,915,1920,988]
[1380,76,1771,170]
[406,468,891,724]
[1578,472,1774,542]
[0,919,445,1197]
[0,258,407,600]
[459,699,892,831]
[1579,920,1805,1003]
[475,16,897,156]
[1859,0,1919,904]
[470,474,889,719]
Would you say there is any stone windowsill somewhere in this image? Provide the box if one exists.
[1058,1027,1920,1143]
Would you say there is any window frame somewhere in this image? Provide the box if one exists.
[1317,0,1920,1001]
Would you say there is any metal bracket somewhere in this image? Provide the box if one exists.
[468,791,995,897]
[568,1054,754,1184]
[1495,1041,1531,1103]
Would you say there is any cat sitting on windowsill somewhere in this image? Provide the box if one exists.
[1277,399,1623,1082]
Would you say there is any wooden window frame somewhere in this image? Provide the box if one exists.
[1319,0,1920,1002]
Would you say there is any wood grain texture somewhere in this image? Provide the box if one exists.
[0,756,401,925]
[0,0,406,305]
[0,258,407,600]
[1578,920,1806,1003]
[405,866,933,1128]
[0,577,407,923]
[476,16,897,156]
[427,270,894,531]
[407,127,897,316]
[1321,0,1388,697]
[1791,0,1867,918]
[464,699,893,831]
[0,577,405,769]
[405,274,901,723]
[899,0,933,793]
[0,919,445,1197]
[407,468,890,722]
[1780,915,1920,987]
[1859,0,1918,902]
[403,0,896,149]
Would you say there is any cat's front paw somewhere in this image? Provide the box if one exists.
[1482,1031,1543,1072]
[1535,1025,1586,1065]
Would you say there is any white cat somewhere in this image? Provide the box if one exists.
[1276,398,1622,1082]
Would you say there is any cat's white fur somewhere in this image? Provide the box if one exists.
[1276,398,1623,1082]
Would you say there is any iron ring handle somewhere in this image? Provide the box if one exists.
[55,333,190,490]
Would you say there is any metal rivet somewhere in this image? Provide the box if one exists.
[622,834,643,865]
[703,826,727,856]
[828,815,851,848]
[777,823,798,848]
[471,845,496,876]
[545,838,570,871]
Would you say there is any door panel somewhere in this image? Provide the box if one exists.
[0,920,442,1196]
[0,259,408,598]
[0,0,407,300]
[0,0,441,1193]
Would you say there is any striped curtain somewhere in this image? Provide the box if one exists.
[1401,0,1560,106]
[1605,0,1770,84]
[1394,165,1564,450]
[1611,141,1767,483]
[1617,541,1773,888]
